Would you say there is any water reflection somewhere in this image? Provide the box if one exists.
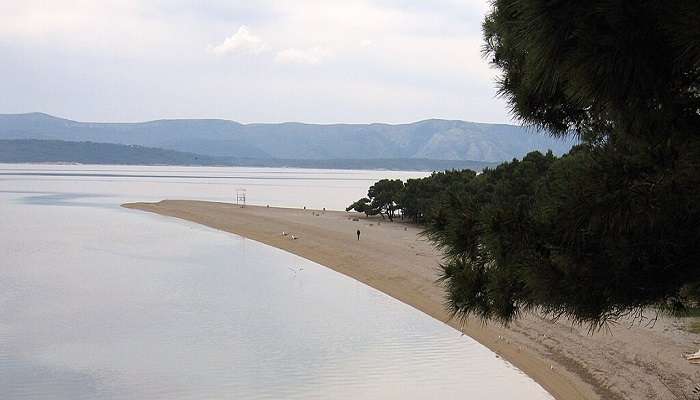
[18,192,114,208]
[0,165,552,399]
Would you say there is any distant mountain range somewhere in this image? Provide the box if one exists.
[0,113,573,169]
[0,139,499,171]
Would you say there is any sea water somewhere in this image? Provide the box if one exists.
[0,164,552,399]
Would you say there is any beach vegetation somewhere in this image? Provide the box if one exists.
[346,197,376,216]
[349,0,700,329]
[347,179,405,221]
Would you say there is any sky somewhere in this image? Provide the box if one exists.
[0,0,513,124]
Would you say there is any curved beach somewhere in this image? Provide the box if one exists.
[124,200,699,400]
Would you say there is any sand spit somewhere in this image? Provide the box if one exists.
[123,200,700,400]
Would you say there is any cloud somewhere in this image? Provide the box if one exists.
[0,1,513,125]
[209,25,266,55]
[275,46,331,65]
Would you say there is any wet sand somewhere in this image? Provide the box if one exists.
[123,200,700,400]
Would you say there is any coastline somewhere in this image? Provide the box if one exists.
[123,200,699,400]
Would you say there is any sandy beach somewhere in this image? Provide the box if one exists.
[123,200,700,400]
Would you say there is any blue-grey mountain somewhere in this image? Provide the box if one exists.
[0,113,573,162]
[0,139,497,171]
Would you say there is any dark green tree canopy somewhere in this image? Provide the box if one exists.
[472,0,700,327]
[350,1,700,329]
[345,197,374,216]
[347,179,404,221]
[483,0,700,141]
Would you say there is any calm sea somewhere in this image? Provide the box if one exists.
[0,164,552,399]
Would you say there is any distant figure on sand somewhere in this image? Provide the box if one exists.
[357,229,361,240]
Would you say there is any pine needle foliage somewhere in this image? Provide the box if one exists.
[349,1,700,329]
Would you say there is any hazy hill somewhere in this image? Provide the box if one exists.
[0,139,497,171]
[0,139,221,165]
[0,113,573,162]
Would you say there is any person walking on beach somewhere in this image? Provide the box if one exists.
[356,229,361,240]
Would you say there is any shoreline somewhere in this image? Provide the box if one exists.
[123,200,698,400]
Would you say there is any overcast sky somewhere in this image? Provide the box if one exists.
[0,0,513,124]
